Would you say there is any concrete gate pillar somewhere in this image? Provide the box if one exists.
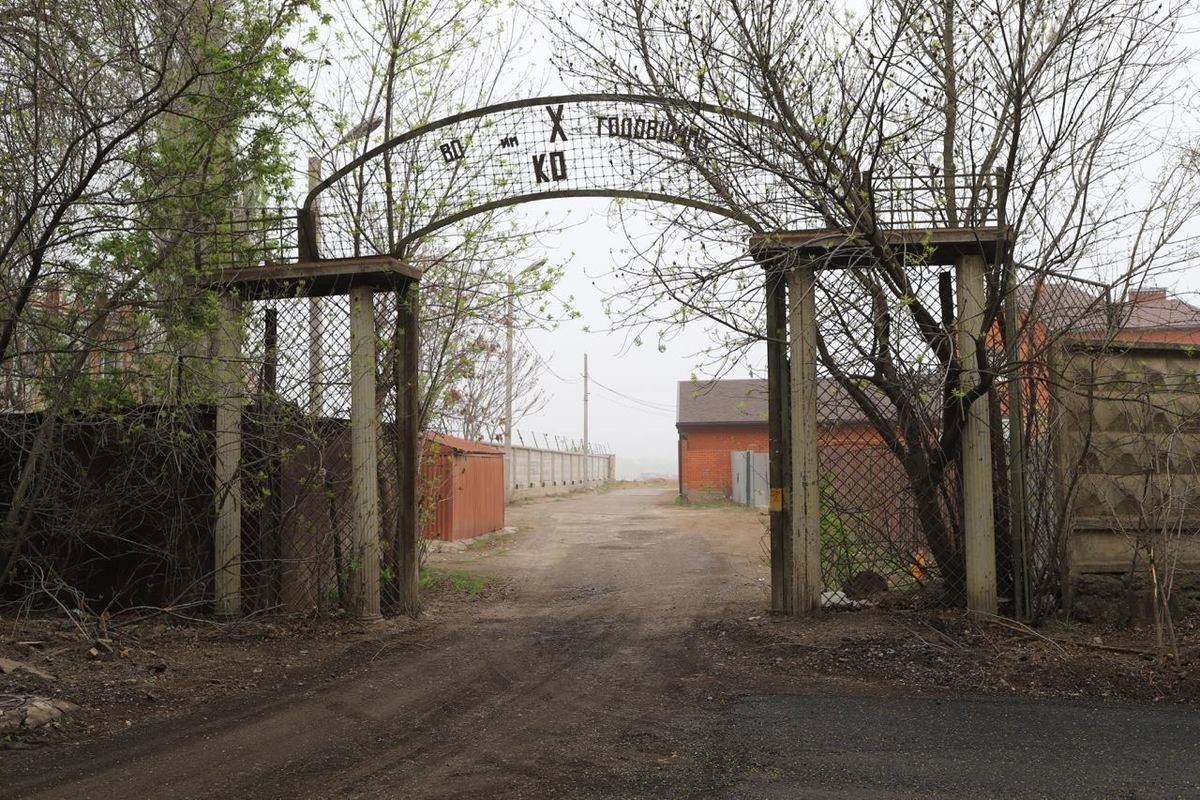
[787,264,823,614]
[956,253,998,615]
[349,284,382,621]
[213,295,244,619]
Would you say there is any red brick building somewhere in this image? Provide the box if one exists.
[676,286,1200,503]
[676,378,886,501]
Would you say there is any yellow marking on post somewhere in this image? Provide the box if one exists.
[769,487,783,512]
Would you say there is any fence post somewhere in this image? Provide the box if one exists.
[395,284,421,616]
[349,284,382,621]
[213,294,243,619]
[787,264,822,614]
[1003,273,1032,618]
[957,253,998,614]
[766,265,792,614]
[504,445,513,503]
[260,308,282,609]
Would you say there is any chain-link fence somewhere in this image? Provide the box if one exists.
[235,290,417,614]
[805,264,1167,615]
[0,274,421,616]
[811,265,967,605]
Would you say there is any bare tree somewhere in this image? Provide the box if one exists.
[0,0,304,590]
[429,324,547,442]
[551,0,1200,600]
[299,0,568,435]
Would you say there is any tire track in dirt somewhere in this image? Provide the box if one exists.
[2,489,754,800]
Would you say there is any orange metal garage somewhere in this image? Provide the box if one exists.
[420,433,506,541]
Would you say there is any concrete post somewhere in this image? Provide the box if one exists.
[349,284,382,621]
[504,447,513,503]
[787,264,822,614]
[213,295,243,619]
[956,253,998,615]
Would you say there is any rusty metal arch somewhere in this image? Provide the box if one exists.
[300,93,788,259]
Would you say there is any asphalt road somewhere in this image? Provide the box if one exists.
[2,488,1197,799]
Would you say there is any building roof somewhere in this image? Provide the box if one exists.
[676,286,1200,429]
[1113,294,1200,330]
[1015,280,1200,334]
[1015,281,1108,333]
[676,378,879,427]
[424,432,504,456]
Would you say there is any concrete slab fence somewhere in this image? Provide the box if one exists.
[505,444,615,502]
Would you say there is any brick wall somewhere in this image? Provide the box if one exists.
[679,422,887,500]
[679,424,769,499]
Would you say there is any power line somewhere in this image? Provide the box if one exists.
[589,376,675,413]
[593,393,675,418]
[517,337,676,423]
[518,329,582,385]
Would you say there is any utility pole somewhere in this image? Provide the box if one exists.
[583,353,589,483]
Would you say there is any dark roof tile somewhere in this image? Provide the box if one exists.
[676,378,882,426]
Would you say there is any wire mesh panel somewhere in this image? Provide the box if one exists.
[812,265,967,605]
[808,264,1134,613]
[219,289,414,615]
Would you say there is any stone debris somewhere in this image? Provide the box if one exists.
[0,695,79,731]
[0,657,54,682]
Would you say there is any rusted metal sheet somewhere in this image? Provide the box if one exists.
[420,434,505,541]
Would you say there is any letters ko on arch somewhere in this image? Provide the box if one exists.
[533,152,567,183]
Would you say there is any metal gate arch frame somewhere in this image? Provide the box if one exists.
[199,91,1005,619]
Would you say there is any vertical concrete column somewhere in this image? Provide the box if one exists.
[956,254,998,615]
[349,284,382,621]
[213,295,243,619]
[504,446,513,503]
[787,265,822,614]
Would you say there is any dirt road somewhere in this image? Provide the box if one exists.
[3,488,1198,798]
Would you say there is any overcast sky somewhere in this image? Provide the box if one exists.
[512,200,756,479]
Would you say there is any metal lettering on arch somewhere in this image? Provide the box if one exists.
[301,94,808,259]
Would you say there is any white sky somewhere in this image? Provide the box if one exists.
[512,199,755,479]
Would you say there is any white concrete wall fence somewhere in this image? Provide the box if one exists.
[505,445,616,502]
